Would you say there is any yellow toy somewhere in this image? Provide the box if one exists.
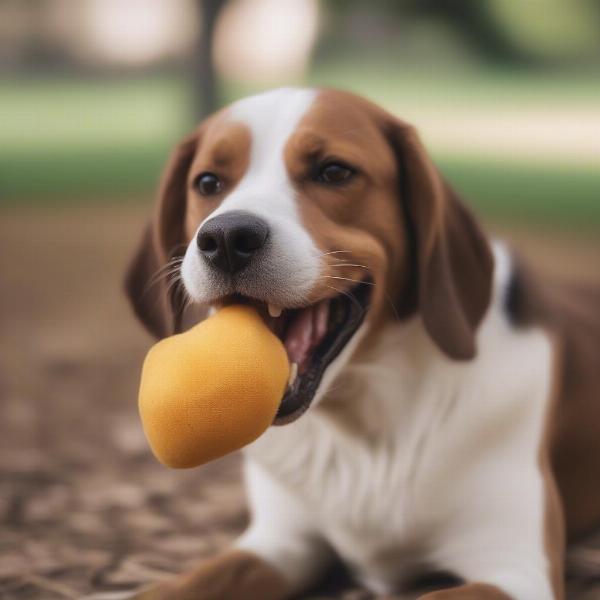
[138,305,289,468]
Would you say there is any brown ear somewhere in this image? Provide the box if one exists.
[389,122,493,360]
[124,131,199,338]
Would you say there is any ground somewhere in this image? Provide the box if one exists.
[1,204,599,600]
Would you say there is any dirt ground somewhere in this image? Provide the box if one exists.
[1,204,599,600]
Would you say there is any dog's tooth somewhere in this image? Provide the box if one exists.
[268,303,283,318]
[288,362,298,387]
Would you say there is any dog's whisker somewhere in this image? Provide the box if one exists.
[165,272,186,297]
[144,257,184,291]
[320,250,353,256]
[322,276,376,286]
[146,265,176,288]
[328,263,370,270]
[143,269,182,297]
[383,289,401,321]
[154,263,184,282]
[167,274,195,327]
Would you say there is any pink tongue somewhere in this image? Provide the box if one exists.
[284,301,329,373]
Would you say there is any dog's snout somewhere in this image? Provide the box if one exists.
[197,211,269,274]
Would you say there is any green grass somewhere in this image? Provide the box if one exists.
[0,144,168,201]
[0,75,189,152]
[0,75,186,203]
[1,68,599,230]
[228,60,600,108]
[438,157,600,228]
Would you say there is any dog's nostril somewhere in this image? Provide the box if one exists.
[198,234,218,253]
[234,231,262,254]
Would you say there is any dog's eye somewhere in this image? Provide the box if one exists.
[194,173,222,196]
[316,163,355,185]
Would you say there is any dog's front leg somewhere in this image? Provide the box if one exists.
[129,458,332,600]
[130,549,290,600]
[235,458,335,593]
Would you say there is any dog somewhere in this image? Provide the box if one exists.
[124,88,600,599]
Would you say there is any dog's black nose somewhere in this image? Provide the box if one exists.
[197,211,269,274]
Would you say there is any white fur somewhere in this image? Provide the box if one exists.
[237,243,555,599]
[181,88,321,307]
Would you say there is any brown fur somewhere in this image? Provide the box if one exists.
[508,259,600,535]
[129,549,290,600]
[125,130,200,337]
[415,582,511,599]
[184,118,252,240]
[547,284,600,536]
[285,90,493,358]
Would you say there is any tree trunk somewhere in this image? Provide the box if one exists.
[190,0,227,120]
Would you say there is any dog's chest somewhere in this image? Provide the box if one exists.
[254,378,472,576]
[291,417,441,578]
[250,380,464,589]
[248,309,554,588]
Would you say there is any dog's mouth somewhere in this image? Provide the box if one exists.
[218,281,371,425]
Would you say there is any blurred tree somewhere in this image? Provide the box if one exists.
[325,0,600,66]
[12,0,69,70]
[415,0,535,65]
[191,0,227,119]
[491,0,600,64]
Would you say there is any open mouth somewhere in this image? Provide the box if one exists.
[220,282,371,425]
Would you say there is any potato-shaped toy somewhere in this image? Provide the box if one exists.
[138,305,289,468]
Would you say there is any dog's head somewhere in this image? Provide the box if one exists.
[126,88,493,422]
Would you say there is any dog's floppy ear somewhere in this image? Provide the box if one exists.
[124,131,199,339]
[388,121,493,360]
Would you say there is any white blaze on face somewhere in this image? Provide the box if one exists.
[182,87,321,307]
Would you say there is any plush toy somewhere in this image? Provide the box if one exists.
[138,305,289,468]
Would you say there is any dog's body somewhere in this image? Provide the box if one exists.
[240,242,557,599]
[125,88,600,599]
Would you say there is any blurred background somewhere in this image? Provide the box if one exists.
[0,1,598,599]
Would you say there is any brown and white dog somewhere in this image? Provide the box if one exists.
[124,88,600,600]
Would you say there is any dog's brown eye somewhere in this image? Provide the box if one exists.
[194,173,222,196]
[317,163,354,185]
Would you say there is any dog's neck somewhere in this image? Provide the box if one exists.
[245,315,445,473]
[246,242,511,477]
[314,316,438,437]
